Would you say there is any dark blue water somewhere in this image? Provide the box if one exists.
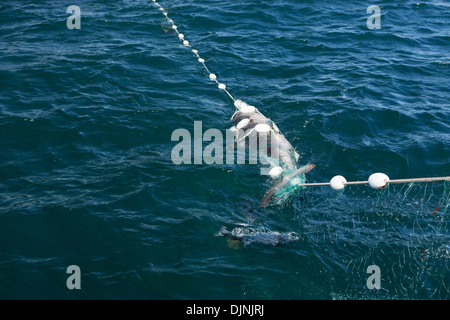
[0,0,449,299]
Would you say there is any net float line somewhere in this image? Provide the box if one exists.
[152,0,237,104]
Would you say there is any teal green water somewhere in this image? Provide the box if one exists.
[0,1,449,299]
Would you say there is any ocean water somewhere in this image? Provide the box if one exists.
[0,0,449,300]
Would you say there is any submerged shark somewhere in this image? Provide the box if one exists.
[216,226,300,246]
[230,100,315,207]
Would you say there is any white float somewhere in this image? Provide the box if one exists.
[236,118,250,129]
[240,105,256,114]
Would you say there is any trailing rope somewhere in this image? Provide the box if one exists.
[152,1,449,191]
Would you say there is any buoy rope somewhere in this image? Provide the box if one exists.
[153,0,236,103]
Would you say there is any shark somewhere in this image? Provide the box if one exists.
[230,100,315,207]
